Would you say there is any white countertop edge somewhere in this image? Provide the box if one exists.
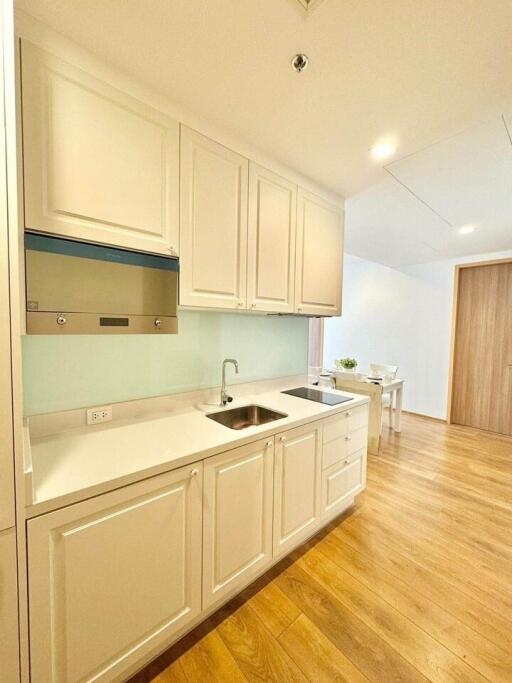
[26,386,370,517]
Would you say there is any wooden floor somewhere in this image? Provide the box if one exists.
[131,414,512,683]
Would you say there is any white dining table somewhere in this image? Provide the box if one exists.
[333,375,405,454]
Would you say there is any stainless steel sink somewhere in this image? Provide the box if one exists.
[206,404,287,430]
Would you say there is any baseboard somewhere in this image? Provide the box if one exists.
[402,409,447,423]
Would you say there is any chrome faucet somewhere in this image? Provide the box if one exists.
[220,358,239,405]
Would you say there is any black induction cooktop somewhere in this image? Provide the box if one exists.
[281,387,352,406]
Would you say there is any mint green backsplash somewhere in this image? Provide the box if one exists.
[22,311,309,415]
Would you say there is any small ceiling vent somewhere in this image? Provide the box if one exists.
[294,0,324,12]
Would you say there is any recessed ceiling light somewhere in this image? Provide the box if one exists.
[291,53,309,73]
[371,142,396,160]
[458,225,475,235]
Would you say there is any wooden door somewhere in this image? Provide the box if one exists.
[180,126,249,309]
[247,163,296,312]
[0,528,20,682]
[202,438,274,609]
[28,463,203,683]
[273,422,322,558]
[295,189,344,316]
[21,41,180,256]
[451,262,512,435]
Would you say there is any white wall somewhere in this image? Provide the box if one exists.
[324,249,512,419]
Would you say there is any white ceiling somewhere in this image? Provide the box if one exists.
[15,0,512,265]
[347,115,512,265]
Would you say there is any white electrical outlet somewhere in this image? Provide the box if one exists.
[86,405,113,425]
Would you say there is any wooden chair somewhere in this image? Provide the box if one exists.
[370,363,398,426]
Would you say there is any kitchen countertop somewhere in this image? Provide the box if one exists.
[26,384,369,516]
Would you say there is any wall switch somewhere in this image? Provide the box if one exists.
[86,405,113,425]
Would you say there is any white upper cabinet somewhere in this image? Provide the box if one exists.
[180,126,249,309]
[247,163,297,313]
[21,41,180,256]
[28,463,203,683]
[295,189,344,316]
[20,41,344,312]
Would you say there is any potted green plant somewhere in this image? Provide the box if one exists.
[334,357,361,381]
[335,357,358,371]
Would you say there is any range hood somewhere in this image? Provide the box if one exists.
[25,233,179,334]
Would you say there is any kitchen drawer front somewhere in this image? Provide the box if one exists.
[322,404,368,445]
[346,404,369,432]
[322,425,367,469]
[321,448,366,520]
[322,411,349,444]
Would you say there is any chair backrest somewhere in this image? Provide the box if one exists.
[369,363,398,379]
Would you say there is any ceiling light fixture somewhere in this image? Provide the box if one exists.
[295,0,324,13]
[291,53,309,72]
[371,142,396,160]
[458,225,475,235]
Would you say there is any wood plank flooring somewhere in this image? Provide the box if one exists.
[130,414,512,683]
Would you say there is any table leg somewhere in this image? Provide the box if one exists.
[388,390,393,426]
[394,386,403,432]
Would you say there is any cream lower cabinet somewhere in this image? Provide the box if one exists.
[273,422,322,558]
[295,189,344,315]
[320,406,368,521]
[202,437,274,609]
[26,408,368,681]
[21,41,180,256]
[0,528,20,683]
[180,126,249,309]
[247,163,297,313]
[27,463,203,683]
[321,450,367,521]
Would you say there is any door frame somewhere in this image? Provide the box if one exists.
[447,257,512,423]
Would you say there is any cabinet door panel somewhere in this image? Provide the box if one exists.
[295,189,343,315]
[247,163,296,312]
[203,438,273,608]
[322,450,366,521]
[21,41,179,256]
[28,464,202,683]
[180,127,248,309]
[273,422,322,558]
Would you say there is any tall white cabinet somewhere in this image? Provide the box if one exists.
[0,43,14,533]
[0,3,20,680]
[0,528,20,683]
[179,126,249,309]
[21,41,180,256]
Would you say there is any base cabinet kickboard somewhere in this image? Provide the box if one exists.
[27,404,368,682]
